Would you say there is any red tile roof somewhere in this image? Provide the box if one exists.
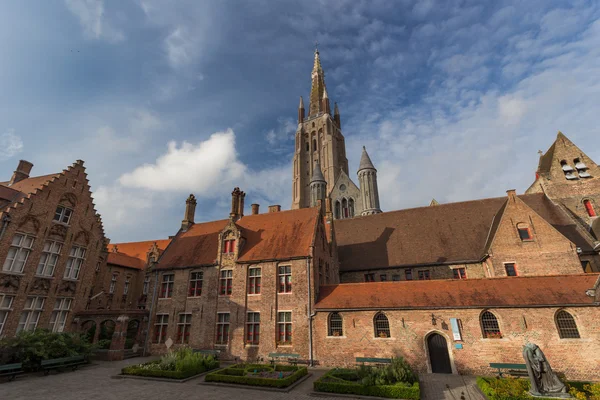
[334,193,594,272]
[0,173,60,195]
[157,207,320,269]
[315,274,600,310]
[107,240,171,270]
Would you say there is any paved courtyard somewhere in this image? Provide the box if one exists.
[0,357,485,400]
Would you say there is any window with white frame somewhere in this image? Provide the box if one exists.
[37,240,62,277]
[17,296,45,333]
[109,274,117,294]
[160,274,174,298]
[142,275,150,295]
[154,314,169,343]
[0,294,14,336]
[64,246,86,279]
[247,268,261,294]
[53,205,73,224]
[216,313,230,345]
[177,313,191,344]
[49,298,71,332]
[246,312,260,345]
[3,233,35,273]
[277,311,292,344]
[123,277,130,295]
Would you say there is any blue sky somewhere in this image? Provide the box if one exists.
[1,0,599,243]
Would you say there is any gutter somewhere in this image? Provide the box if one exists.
[314,303,599,312]
[306,257,315,367]
[0,213,11,240]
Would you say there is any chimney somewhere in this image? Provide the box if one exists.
[230,187,241,219]
[9,160,33,186]
[506,189,517,201]
[251,204,260,215]
[238,190,246,218]
[181,194,197,231]
[268,205,281,213]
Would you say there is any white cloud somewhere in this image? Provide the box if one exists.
[0,129,24,161]
[65,0,124,42]
[164,26,195,69]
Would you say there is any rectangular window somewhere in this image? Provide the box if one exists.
[216,313,230,345]
[160,274,174,298]
[277,312,292,345]
[380,274,387,281]
[418,270,430,280]
[53,205,73,224]
[392,274,400,281]
[123,277,130,295]
[219,270,233,295]
[518,227,532,240]
[0,294,14,336]
[222,239,236,254]
[37,240,62,277]
[246,312,260,345]
[177,313,191,344]
[17,296,45,333]
[64,246,86,279]
[453,268,467,280]
[405,269,413,281]
[188,271,203,297]
[248,268,261,295]
[3,233,35,273]
[143,276,150,295]
[364,273,375,282]
[505,263,518,276]
[49,298,72,332]
[154,314,169,343]
[109,274,117,294]
[278,265,292,293]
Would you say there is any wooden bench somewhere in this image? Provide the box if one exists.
[41,355,87,376]
[268,353,300,366]
[0,363,24,381]
[489,362,528,378]
[192,349,220,360]
[356,357,393,366]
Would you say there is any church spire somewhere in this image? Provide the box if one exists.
[298,96,305,124]
[334,102,340,128]
[309,47,327,116]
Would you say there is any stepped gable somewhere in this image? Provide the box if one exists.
[315,273,600,310]
[107,239,171,270]
[157,207,320,269]
[335,193,594,272]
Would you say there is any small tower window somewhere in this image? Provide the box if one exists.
[583,200,596,217]
[306,142,309,152]
[313,139,317,152]
[516,223,532,241]
[334,201,341,219]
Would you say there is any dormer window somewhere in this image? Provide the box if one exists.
[584,200,596,217]
[54,206,73,224]
[223,239,236,254]
[574,158,592,178]
[517,223,533,241]
[560,160,579,180]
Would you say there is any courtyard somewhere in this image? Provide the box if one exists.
[0,357,485,400]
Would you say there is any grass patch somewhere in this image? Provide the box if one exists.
[205,363,308,388]
[477,376,600,400]
[122,346,219,379]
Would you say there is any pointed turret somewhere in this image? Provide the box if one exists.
[357,147,382,215]
[334,102,341,128]
[310,162,326,208]
[298,96,305,124]
[321,87,331,115]
[309,48,327,116]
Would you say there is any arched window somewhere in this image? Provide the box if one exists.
[555,310,580,338]
[374,313,390,338]
[348,198,355,218]
[334,201,341,219]
[480,311,501,339]
[516,222,532,241]
[328,312,343,336]
[583,200,596,217]
[305,142,309,152]
[342,198,348,218]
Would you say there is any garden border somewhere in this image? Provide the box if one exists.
[199,372,312,393]
[112,368,215,383]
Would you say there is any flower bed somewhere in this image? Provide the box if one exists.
[205,363,308,388]
[313,358,420,399]
[477,377,600,400]
[122,347,219,379]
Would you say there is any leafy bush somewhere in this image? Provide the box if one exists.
[205,363,308,388]
[121,346,219,379]
[357,357,417,386]
[96,339,111,349]
[0,330,92,371]
[476,377,599,400]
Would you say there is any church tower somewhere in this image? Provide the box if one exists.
[358,147,382,215]
[310,162,326,208]
[292,49,349,209]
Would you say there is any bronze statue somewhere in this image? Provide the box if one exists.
[522,343,570,398]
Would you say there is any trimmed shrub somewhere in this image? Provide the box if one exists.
[205,363,308,388]
[314,368,419,399]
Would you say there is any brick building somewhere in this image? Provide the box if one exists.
[0,160,108,338]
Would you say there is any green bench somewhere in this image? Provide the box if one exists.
[489,362,528,378]
[356,357,393,366]
[0,363,24,381]
[192,349,220,360]
[41,355,87,376]
[268,353,300,366]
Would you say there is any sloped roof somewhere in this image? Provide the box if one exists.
[107,239,171,270]
[0,173,61,195]
[157,207,319,269]
[335,193,594,272]
[358,146,376,172]
[315,274,599,310]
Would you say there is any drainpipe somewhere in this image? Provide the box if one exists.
[306,257,314,367]
[143,269,159,357]
[0,214,11,240]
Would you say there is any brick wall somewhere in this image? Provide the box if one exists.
[341,263,486,283]
[312,306,600,381]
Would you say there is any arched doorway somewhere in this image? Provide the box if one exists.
[81,320,96,343]
[126,320,140,349]
[427,333,452,373]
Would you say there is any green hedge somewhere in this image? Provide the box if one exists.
[122,361,218,379]
[314,370,420,399]
[205,363,308,388]
[476,377,594,400]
